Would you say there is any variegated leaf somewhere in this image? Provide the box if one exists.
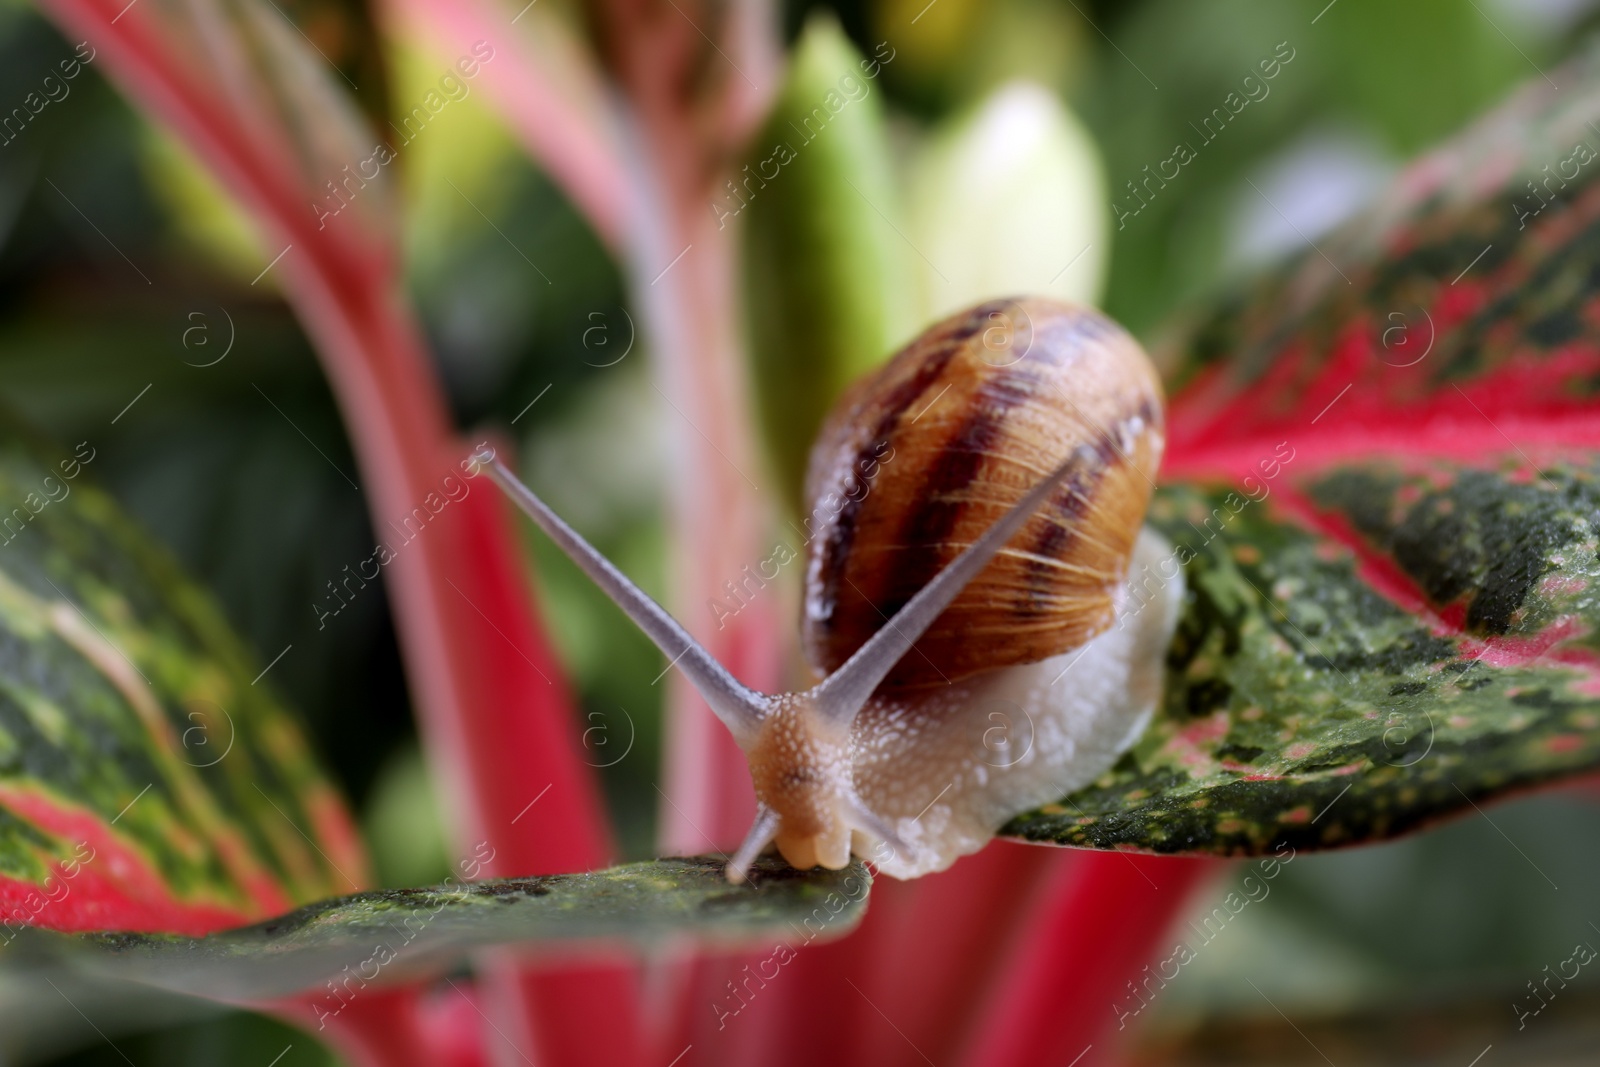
[0,420,365,935]
[1004,44,1600,854]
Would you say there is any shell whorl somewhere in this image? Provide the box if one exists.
[801,296,1165,691]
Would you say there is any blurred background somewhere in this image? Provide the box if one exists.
[1,0,1598,1062]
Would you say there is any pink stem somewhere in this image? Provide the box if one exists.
[622,115,786,1067]
[852,843,1067,1063]
[704,843,1066,1067]
[382,0,628,252]
[579,6,785,1056]
[626,175,780,852]
[269,988,467,1067]
[377,0,779,1056]
[612,44,791,1064]
[270,983,492,1067]
[957,852,1216,1067]
[652,846,1074,1067]
[38,2,639,1062]
[388,0,782,859]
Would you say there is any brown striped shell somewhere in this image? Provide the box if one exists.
[801,297,1164,691]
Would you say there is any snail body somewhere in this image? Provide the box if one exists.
[759,297,1176,877]
[482,297,1181,882]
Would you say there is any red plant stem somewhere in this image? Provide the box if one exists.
[957,852,1216,1067]
[654,844,1069,1067]
[416,5,783,1048]
[688,871,929,1067]
[586,6,786,1056]
[852,843,1068,1064]
[581,0,781,852]
[271,982,495,1067]
[395,0,782,853]
[269,989,461,1067]
[37,2,639,1062]
[614,57,794,1067]
[626,179,779,852]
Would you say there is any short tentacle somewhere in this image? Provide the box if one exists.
[725,805,781,884]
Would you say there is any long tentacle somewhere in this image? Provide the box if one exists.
[479,452,769,742]
[811,447,1095,728]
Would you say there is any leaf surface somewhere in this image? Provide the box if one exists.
[11,857,869,1001]
[1003,46,1600,854]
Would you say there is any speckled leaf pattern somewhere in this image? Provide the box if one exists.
[9,857,870,1002]
[1002,46,1600,854]
[0,423,365,935]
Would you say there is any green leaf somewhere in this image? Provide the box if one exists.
[12,857,870,1001]
[1004,479,1600,854]
[1002,45,1600,855]
[741,13,914,512]
[0,418,365,934]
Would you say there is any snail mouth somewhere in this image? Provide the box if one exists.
[775,824,852,872]
[725,800,856,882]
[724,795,913,882]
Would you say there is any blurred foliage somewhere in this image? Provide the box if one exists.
[904,81,1106,316]
[35,1011,334,1067]
[0,0,1597,1060]
[814,0,1587,332]
[1072,0,1541,332]
[32,1011,333,1067]
[742,14,914,512]
[362,742,448,889]
[1134,793,1600,1048]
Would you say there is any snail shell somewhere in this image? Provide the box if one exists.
[789,297,1179,877]
[480,296,1181,883]
[803,296,1165,690]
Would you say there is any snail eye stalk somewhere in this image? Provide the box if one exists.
[809,447,1094,729]
[477,451,770,743]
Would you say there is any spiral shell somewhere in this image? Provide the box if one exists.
[802,296,1165,690]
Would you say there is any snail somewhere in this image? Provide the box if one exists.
[478,296,1181,882]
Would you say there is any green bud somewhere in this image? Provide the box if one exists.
[738,14,914,514]
[907,81,1108,321]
